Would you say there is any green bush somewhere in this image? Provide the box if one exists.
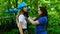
[0,0,60,34]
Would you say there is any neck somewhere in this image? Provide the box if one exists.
[20,11,24,14]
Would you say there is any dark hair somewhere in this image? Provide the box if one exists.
[34,6,48,28]
[34,6,48,21]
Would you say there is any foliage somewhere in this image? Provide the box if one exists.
[0,0,60,34]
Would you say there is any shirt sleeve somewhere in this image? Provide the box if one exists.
[37,17,47,25]
[18,15,24,22]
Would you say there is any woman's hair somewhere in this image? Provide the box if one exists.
[17,8,24,17]
[17,7,28,17]
[34,6,48,21]
[16,8,28,22]
[34,6,48,28]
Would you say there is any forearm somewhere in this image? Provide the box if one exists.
[32,17,36,20]
[19,27,23,34]
[19,23,23,34]
[28,18,37,25]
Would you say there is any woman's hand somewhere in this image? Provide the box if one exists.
[28,16,39,25]
[28,17,36,20]
[32,17,36,20]
[28,17,31,20]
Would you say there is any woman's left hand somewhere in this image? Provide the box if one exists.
[28,17,31,20]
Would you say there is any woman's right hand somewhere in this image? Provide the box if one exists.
[32,17,36,20]
[28,16,36,20]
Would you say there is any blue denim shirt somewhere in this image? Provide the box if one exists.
[35,16,47,34]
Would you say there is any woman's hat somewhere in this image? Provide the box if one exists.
[18,2,27,9]
[6,2,30,13]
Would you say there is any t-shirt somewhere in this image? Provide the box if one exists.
[18,14,27,29]
[35,16,47,34]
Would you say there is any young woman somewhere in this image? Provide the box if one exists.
[28,6,48,34]
[16,2,29,34]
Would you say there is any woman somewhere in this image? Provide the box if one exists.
[16,2,29,34]
[28,6,48,34]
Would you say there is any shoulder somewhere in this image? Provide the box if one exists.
[40,16,47,20]
[37,16,48,24]
[38,16,48,22]
[19,14,24,17]
[19,14,25,18]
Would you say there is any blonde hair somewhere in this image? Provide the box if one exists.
[16,8,25,23]
[16,9,21,22]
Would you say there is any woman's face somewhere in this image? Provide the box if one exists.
[38,8,42,15]
[23,6,27,12]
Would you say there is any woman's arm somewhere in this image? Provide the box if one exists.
[16,18,23,34]
[32,17,36,20]
[16,13,23,34]
[28,17,39,25]
[16,17,23,34]
[18,22,23,34]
